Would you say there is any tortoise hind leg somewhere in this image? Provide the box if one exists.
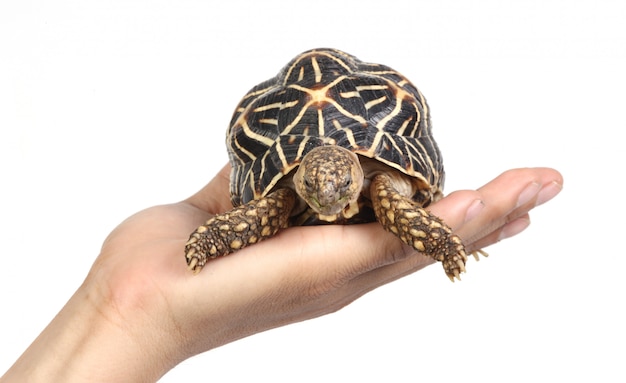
[185,188,296,273]
[370,174,468,281]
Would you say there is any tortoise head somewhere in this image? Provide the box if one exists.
[293,145,364,220]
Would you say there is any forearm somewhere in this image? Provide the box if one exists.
[1,281,173,383]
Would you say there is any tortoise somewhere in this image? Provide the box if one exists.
[185,48,472,281]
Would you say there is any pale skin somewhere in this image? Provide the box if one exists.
[1,165,562,382]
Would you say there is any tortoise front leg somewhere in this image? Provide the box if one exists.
[370,174,468,281]
[185,188,296,273]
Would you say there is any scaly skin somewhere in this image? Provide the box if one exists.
[185,146,470,281]
[370,173,467,281]
[185,188,296,272]
[293,146,363,220]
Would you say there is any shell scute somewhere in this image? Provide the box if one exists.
[227,48,443,206]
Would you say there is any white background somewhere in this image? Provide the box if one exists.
[1,0,624,381]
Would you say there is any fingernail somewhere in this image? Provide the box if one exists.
[498,217,531,241]
[464,199,484,223]
[535,181,563,207]
[517,182,541,208]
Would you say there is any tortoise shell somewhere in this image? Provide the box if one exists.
[226,48,444,208]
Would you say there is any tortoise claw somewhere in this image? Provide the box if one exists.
[471,249,489,261]
[186,256,199,273]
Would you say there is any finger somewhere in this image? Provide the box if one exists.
[187,167,563,310]
[184,163,233,215]
[270,190,485,303]
[218,187,486,295]
[468,214,531,251]
[337,168,563,294]
[295,190,485,286]
[183,168,564,327]
[180,168,485,311]
[454,167,563,246]
[340,190,486,294]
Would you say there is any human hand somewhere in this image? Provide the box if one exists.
[1,165,562,382]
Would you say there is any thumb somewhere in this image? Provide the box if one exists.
[184,163,233,215]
